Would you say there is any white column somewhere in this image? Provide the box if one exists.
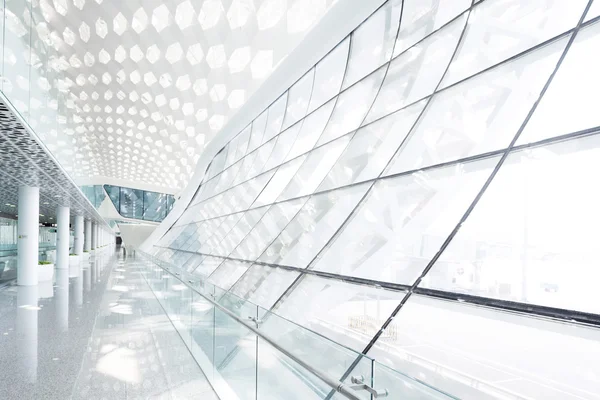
[91,222,97,250]
[56,206,70,269]
[17,186,39,286]
[17,285,38,382]
[75,270,83,306]
[55,269,69,332]
[74,215,84,255]
[84,219,91,252]
[84,265,91,291]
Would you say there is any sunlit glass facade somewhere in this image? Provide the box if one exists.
[81,184,175,222]
[149,1,600,399]
[104,185,175,222]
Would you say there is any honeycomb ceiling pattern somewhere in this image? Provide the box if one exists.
[3,0,335,191]
[0,98,112,227]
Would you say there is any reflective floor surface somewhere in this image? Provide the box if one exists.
[0,248,218,399]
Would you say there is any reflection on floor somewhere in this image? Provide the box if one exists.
[0,248,218,400]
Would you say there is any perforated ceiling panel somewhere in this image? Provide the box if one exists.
[1,0,335,191]
[0,97,111,227]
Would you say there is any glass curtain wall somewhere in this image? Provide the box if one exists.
[0,217,17,251]
[152,1,600,399]
[0,219,58,252]
[80,185,106,208]
[81,184,174,221]
[105,185,175,222]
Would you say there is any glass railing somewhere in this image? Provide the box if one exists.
[138,250,455,400]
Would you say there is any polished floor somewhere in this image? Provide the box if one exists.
[0,248,218,399]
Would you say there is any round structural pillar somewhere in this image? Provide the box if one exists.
[17,285,38,382]
[17,186,39,286]
[56,206,70,269]
[84,219,92,252]
[91,222,97,250]
[55,268,69,332]
[74,215,84,255]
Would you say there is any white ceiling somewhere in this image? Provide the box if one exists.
[0,96,112,228]
[6,0,335,192]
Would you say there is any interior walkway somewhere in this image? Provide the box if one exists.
[0,248,218,400]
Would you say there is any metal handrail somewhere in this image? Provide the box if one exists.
[148,256,364,400]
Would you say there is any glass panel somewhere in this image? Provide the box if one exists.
[342,0,402,89]
[284,99,335,162]
[282,69,315,130]
[423,134,600,315]
[143,191,167,222]
[317,66,386,146]
[204,214,246,254]
[230,199,305,261]
[223,138,240,170]
[259,308,374,397]
[230,264,300,310]
[206,148,228,181]
[371,362,453,400]
[80,186,94,205]
[190,290,216,382]
[253,156,306,207]
[311,156,500,285]
[586,0,600,21]
[441,0,587,88]
[394,0,470,57]
[182,254,204,272]
[518,21,600,145]
[259,183,370,269]
[192,255,225,277]
[238,171,276,213]
[320,100,427,192]
[214,159,244,194]
[167,195,175,214]
[366,15,467,124]
[207,260,252,290]
[213,305,257,399]
[247,136,277,179]
[262,94,288,144]
[234,124,252,162]
[213,207,270,256]
[307,38,350,113]
[262,123,303,172]
[386,36,567,176]
[256,337,333,400]
[367,294,600,400]
[120,187,144,219]
[172,251,193,266]
[272,275,406,352]
[278,135,351,202]
[94,186,106,208]
[247,110,269,153]
[231,151,260,186]
[195,178,218,204]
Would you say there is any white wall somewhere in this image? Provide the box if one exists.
[119,224,157,249]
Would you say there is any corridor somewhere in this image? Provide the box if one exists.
[0,248,217,399]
